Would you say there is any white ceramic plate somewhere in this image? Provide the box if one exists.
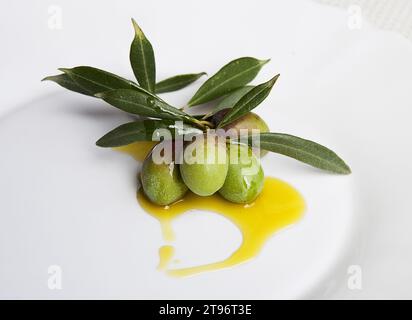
[0,93,353,299]
[1,0,412,299]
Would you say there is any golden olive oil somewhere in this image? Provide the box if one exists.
[138,177,304,277]
[119,142,305,277]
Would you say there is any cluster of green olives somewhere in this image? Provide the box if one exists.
[141,112,269,206]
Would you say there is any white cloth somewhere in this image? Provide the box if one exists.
[316,0,412,41]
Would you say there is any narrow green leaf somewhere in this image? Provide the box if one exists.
[155,72,206,94]
[188,57,269,107]
[42,74,92,96]
[95,89,199,124]
[245,133,351,174]
[130,18,156,92]
[96,119,203,147]
[59,66,139,95]
[217,75,279,128]
[203,86,254,119]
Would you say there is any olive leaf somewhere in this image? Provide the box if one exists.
[155,72,207,94]
[59,66,140,95]
[130,18,156,92]
[217,75,279,128]
[95,89,200,125]
[203,86,254,119]
[42,73,92,96]
[96,119,203,147]
[188,57,270,107]
[245,133,351,174]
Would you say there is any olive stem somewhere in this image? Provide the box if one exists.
[191,119,214,131]
[192,119,207,131]
[199,120,214,128]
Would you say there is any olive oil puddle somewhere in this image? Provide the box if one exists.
[116,142,305,277]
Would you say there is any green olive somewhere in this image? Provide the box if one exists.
[212,110,269,156]
[141,142,188,206]
[219,144,264,204]
[180,135,229,196]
